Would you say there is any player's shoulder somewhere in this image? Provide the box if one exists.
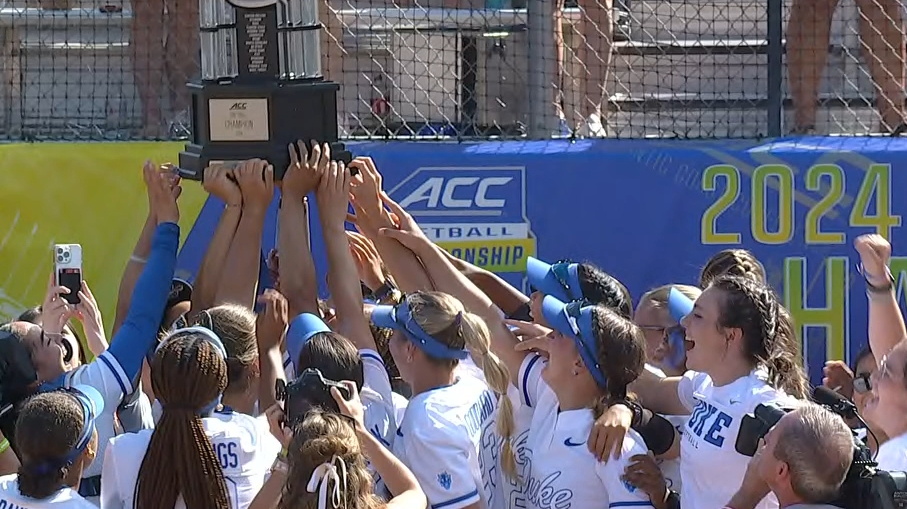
[740,372,794,409]
[108,428,153,455]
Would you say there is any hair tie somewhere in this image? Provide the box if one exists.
[454,311,463,326]
[306,455,347,509]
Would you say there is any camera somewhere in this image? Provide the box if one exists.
[274,368,351,425]
[736,400,907,509]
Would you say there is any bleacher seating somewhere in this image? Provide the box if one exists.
[0,0,886,139]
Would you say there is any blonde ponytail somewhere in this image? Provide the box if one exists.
[459,311,518,483]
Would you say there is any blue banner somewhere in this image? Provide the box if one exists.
[178,137,907,382]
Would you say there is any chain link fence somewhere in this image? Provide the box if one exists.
[0,0,904,140]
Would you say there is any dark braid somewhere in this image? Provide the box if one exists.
[700,249,767,288]
[710,275,808,399]
[134,332,229,509]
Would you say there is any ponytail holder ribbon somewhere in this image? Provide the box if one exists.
[306,455,348,509]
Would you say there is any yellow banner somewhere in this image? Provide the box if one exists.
[0,142,207,339]
[437,237,537,273]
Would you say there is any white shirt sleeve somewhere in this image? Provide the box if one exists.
[66,351,132,411]
[100,438,125,509]
[676,370,704,412]
[516,353,545,408]
[404,418,480,509]
[360,350,394,411]
[595,433,655,509]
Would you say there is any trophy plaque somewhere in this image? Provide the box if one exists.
[177,0,350,179]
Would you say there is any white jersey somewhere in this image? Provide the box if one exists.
[677,370,793,509]
[0,475,95,508]
[100,410,281,509]
[392,392,408,427]
[359,349,397,449]
[514,354,654,509]
[876,431,907,471]
[56,351,143,479]
[394,375,496,509]
[481,363,536,509]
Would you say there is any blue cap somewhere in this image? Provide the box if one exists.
[526,256,583,302]
[667,288,694,323]
[540,295,607,388]
[371,302,469,360]
[286,313,332,368]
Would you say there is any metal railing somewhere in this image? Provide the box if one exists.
[0,0,902,140]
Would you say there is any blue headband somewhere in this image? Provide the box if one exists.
[541,296,608,388]
[371,301,469,360]
[31,384,104,474]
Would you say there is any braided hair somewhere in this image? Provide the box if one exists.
[133,330,230,509]
[709,275,808,399]
[700,249,767,288]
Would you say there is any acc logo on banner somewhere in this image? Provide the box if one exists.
[389,167,536,273]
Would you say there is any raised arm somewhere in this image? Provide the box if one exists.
[215,159,274,307]
[113,161,163,334]
[106,166,182,383]
[378,194,525,384]
[316,160,377,351]
[436,245,530,317]
[349,157,434,293]
[187,165,243,319]
[279,141,324,317]
[855,234,907,363]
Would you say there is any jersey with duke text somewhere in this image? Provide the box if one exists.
[516,354,655,509]
[394,374,496,509]
[0,475,95,508]
[677,370,793,509]
[481,363,537,509]
[100,410,281,509]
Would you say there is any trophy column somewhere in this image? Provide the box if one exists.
[178,0,350,179]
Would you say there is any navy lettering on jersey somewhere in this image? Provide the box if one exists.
[215,440,240,470]
[524,470,573,509]
[685,400,734,449]
[0,500,26,509]
[479,418,500,506]
[464,390,495,437]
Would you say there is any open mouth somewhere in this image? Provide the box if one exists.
[61,341,74,363]
[684,338,695,351]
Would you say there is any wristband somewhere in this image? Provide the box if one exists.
[0,438,9,454]
[858,264,894,293]
[271,455,289,475]
[129,255,147,264]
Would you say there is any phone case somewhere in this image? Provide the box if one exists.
[54,244,83,304]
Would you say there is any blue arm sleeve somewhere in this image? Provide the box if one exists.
[107,222,179,381]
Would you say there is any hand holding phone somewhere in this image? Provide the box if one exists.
[54,244,82,305]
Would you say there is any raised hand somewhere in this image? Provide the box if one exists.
[283,140,328,200]
[235,159,275,212]
[822,360,855,399]
[854,234,892,283]
[331,381,366,431]
[203,165,242,207]
[74,280,106,345]
[348,157,385,218]
[346,231,385,291]
[145,162,181,224]
[41,272,74,337]
[376,191,431,251]
[315,160,352,229]
[256,289,289,351]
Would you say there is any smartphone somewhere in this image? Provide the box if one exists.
[53,244,82,305]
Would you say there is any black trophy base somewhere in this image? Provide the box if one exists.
[178,79,351,181]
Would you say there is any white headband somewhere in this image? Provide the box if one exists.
[156,326,227,359]
[306,455,347,509]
